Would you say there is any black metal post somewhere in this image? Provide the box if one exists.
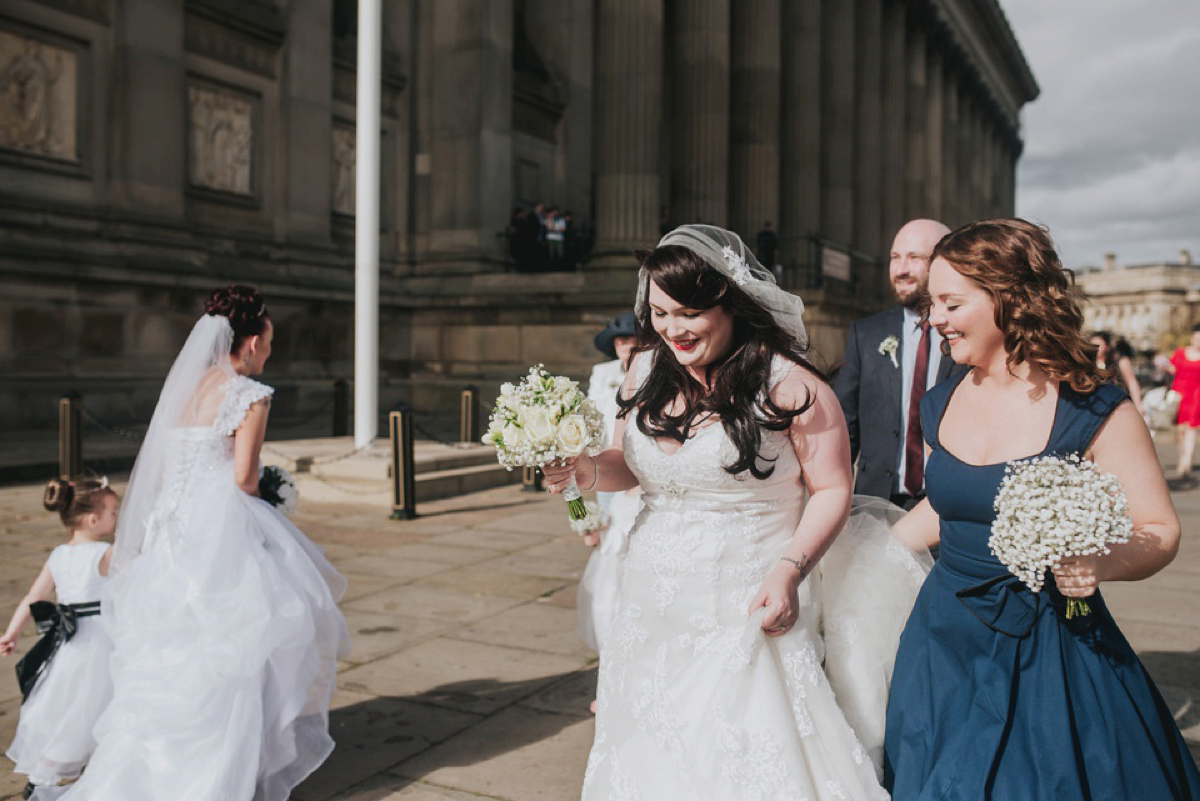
[521,465,543,493]
[333,378,349,437]
[460,385,480,444]
[389,407,417,519]
[58,392,82,480]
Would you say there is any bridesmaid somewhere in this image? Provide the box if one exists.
[885,219,1200,800]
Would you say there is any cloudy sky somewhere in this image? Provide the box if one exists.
[999,0,1200,268]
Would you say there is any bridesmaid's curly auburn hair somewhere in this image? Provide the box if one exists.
[930,218,1112,393]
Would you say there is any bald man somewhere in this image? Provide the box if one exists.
[834,219,963,508]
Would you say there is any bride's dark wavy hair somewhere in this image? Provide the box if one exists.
[618,244,825,479]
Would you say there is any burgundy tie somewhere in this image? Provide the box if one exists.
[905,321,931,496]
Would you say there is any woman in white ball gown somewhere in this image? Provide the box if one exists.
[61,285,349,801]
[546,226,930,801]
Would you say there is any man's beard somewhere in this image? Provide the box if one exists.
[893,282,924,308]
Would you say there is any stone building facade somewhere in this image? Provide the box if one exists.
[1078,251,1200,354]
[0,0,1036,438]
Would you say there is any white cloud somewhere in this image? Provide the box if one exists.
[1001,0,1200,266]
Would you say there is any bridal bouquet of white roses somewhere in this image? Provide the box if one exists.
[483,365,606,521]
[991,453,1133,619]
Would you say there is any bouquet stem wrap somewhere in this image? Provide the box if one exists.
[562,475,588,521]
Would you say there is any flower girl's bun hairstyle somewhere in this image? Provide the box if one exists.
[44,477,115,528]
[204,284,270,353]
[931,218,1109,394]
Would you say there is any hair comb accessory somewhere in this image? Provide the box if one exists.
[74,476,110,494]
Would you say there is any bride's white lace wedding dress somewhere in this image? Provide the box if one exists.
[60,373,350,801]
[582,355,928,801]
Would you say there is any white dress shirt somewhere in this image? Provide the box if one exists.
[897,307,944,493]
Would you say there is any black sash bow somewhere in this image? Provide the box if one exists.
[14,600,100,702]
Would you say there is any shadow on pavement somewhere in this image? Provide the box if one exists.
[296,669,596,801]
[1140,648,1200,734]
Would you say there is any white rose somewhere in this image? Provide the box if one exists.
[501,422,525,449]
[555,414,590,456]
[519,406,556,445]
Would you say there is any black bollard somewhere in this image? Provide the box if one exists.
[58,393,82,480]
[389,407,417,519]
[521,465,543,493]
[460,385,480,444]
[332,378,349,437]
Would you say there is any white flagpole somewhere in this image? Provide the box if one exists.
[354,0,382,449]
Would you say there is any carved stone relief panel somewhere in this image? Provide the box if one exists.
[0,29,78,162]
[187,81,255,196]
[332,122,355,216]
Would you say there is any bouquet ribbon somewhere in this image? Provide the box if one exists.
[955,575,1039,639]
[15,600,101,702]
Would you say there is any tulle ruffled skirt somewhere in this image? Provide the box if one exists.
[6,619,112,786]
[59,477,349,801]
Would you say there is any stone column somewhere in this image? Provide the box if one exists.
[670,0,730,226]
[429,0,513,263]
[880,0,907,252]
[729,0,781,245]
[924,43,944,221]
[904,20,928,220]
[110,0,186,216]
[780,0,822,271]
[282,0,333,244]
[592,0,664,263]
[820,0,856,248]
[853,0,883,262]
[941,67,959,226]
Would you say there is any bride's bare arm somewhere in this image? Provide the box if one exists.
[750,366,852,634]
[780,368,854,572]
[234,399,270,496]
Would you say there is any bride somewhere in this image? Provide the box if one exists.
[545,226,929,800]
[60,286,349,801]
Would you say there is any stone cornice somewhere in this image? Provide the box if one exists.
[926,0,1039,126]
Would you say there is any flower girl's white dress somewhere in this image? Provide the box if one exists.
[60,375,350,801]
[7,542,112,788]
[582,354,929,800]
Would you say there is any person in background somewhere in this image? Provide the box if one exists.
[834,219,960,509]
[1090,330,1143,415]
[1165,323,1200,479]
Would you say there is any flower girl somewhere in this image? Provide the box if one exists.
[2,478,117,799]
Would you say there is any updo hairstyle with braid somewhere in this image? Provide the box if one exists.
[204,284,270,353]
[44,477,117,529]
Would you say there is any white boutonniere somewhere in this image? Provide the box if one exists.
[878,335,900,368]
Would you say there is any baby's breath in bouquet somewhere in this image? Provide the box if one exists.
[991,454,1133,619]
[483,365,606,521]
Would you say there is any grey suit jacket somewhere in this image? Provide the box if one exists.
[833,307,963,499]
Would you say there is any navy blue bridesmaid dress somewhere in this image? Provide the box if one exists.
[884,371,1200,800]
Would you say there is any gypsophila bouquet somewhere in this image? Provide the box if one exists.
[483,365,606,521]
[991,453,1133,619]
[569,501,608,537]
[259,465,298,516]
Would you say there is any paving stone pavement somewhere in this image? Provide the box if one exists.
[0,446,1197,800]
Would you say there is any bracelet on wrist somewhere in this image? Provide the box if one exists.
[581,454,600,492]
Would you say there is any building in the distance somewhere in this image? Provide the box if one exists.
[1078,250,1200,354]
[0,0,1037,442]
